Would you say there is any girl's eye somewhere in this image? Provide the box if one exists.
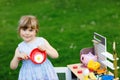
[22,28,27,31]
[29,29,33,32]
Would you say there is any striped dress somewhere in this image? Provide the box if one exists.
[18,37,59,80]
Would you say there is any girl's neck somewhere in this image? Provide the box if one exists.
[24,37,37,44]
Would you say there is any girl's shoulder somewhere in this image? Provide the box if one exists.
[36,37,49,45]
[18,41,25,47]
[36,37,46,43]
[36,37,46,41]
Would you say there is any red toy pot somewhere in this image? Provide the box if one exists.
[30,48,46,64]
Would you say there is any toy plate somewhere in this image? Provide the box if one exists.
[30,48,46,64]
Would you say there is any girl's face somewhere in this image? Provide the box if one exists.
[20,28,36,43]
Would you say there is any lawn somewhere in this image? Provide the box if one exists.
[0,0,120,79]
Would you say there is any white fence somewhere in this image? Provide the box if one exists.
[92,32,119,77]
[54,67,72,80]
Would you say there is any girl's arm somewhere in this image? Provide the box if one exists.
[38,38,59,59]
[10,47,29,70]
[10,48,20,70]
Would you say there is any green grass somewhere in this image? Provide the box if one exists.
[0,0,120,79]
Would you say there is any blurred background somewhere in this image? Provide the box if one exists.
[0,0,120,79]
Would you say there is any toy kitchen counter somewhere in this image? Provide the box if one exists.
[67,63,87,80]
[67,63,116,80]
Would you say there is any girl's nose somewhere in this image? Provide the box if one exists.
[25,30,29,34]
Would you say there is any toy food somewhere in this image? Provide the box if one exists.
[30,48,46,64]
[96,68,106,74]
[87,60,100,71]
[89,72,97,80]
[83,69,89,80]
[80,52,97,66]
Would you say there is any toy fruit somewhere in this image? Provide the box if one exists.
[96,68,106,74]
[89,72,97,80]
[87,60,100,71]
[30,48,46,64]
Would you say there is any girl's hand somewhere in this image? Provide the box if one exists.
[37,38,59,58]
[10,48,29,70]
[38,45,46,51]
[15,52,29,60]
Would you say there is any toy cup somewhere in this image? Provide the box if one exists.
[30,48,46,64]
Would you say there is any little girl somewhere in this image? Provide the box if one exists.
[10,15,59,80]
